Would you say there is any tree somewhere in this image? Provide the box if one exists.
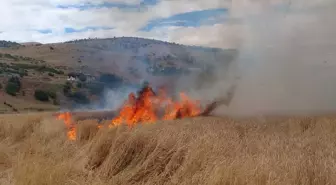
[8,76,21,88]
[5,76,21,96]
[34,90,49,102]
[6,83,20,96]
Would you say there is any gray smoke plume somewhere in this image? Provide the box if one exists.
[211,0,336,116]
[64,0,336,117]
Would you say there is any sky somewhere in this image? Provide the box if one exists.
[0,0,333,48]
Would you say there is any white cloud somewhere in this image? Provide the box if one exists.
[50,0,141,5]
[148,0,230,18]
[0,0,335,48]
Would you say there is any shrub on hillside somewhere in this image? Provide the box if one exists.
[63,82,72,95]
[47,91,57,99]
[99,73,124,88]
[11,63,64,74]
[5,76,21,96]
[78,74,87,82]
[69,92,90,104]
[87,82,105,95]
[53,98,60,105]
[34,90,49,102]
[6,83,20,96]
[76,82,82,88]
[8,76,21,87]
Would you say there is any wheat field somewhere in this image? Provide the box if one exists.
[0,113,336,185]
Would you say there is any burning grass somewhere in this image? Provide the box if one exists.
[1,113,336,184]
[56,83,234,141]
[57,84,208,140]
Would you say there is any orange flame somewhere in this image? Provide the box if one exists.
[57,112,76,140]
[110,85,201,127]
[56,84,202,140]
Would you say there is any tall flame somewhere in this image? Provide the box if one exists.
[57,112,76,140]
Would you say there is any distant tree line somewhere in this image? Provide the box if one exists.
[0,40,21,48]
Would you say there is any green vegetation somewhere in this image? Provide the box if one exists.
[0,62,63,77]
[76,82,82,88]
[37,65,64,74]
[87,82,105,95]
[78,73,87,82]
[6,77,21,96]
[47,91,57,99]
[69,92,90,104]
[99,73,125,88]
[11,63,64,74]
[34,89,58,102]
[52,98,60,105]
[0,40,21,48]
[3,68,27,77]
[0,53,19,61]
[62,81,90,104]
[34,90,50,102]
[0,63,28,77]
[63,82,72,96]
[0,53,42,62]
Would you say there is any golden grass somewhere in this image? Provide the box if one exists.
[1,113,336,185]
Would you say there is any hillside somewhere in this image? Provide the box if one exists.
[1,113,336,184]
[0,37,238,113]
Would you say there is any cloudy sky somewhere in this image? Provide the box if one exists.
[0,0,333,47]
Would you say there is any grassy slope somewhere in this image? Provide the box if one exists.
[1,113,336,185]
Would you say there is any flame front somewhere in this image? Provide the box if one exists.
[110,85,201,127]
[56,84,202,140]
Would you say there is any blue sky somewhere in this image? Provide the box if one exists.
[52,1,227,35]
[1,0,327,47]
[141,8,228,31]
[0,0,263,47]
[64,26,114,34]
[57,0,159,10]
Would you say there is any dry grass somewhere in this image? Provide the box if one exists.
[1,113,336,185]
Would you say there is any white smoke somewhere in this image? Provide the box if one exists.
[219,0,336,116]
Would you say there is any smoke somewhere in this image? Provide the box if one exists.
[63,0,336,117]
[206,0,336,116]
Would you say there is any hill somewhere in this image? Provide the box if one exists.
[0,37,238,113]
[0,113,335,184]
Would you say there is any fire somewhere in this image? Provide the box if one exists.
[110,84,201,127]
[57,112,76,140]
[56,84,202,140]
